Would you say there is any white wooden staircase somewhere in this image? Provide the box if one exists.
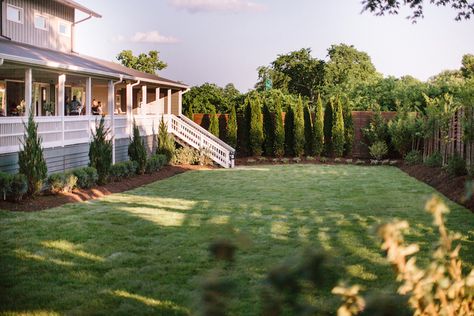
[167,114,235,168]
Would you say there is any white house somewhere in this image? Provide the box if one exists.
[0,0,235,172]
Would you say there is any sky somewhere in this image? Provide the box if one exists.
[75,0,474,92]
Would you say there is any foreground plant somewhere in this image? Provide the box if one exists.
[89,116,112,185]
[377,196,474,316]
[19,109,48,195]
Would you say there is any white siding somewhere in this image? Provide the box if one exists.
[3,0,74,52]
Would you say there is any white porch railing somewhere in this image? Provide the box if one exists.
[0,113,236,168]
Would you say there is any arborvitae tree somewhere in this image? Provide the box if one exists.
[273,96,285,157]
[303,104,315,155]
[324,97,334,156]
[89,116,113,185]
[249,95,264,156]
[18,109,48,195]
[186,104,194,120]
[237,99,251,156]
[128,119,147,174]
[263,102,274,156]
[293,96,305,157]
[332,97,345,157]
[226,105,237,148]
[209,106,219,137]
[343,101,354,156]
[284,104,295,156]
[313,94,325,156]
[156,116,175,163]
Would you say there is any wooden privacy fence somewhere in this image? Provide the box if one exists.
[423,108,474,167]
[192,111,397,158]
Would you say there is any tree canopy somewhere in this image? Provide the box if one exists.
[117,50,167,74]
[182,83,242,114]
[361,0,474,21]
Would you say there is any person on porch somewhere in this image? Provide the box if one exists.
[69,95,82,115]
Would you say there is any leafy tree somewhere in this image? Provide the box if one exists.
[332,97,345,157]
[324,44,380,97]
[273,96,285,157]
[128,119,147,174]
[156,117,175,163]
[262,102,274,156]
[226,105,237,148]
[285,104,295,156]
[183,83,242,115]
[186,104,194,120]
[461,54,474,78]
[18,109,47,195]
[313,94,325,156]
[323,98,334,155]
[361,0,474,21]
[256,48,325,103]
[303,104,315,155]
[249,95,264,156]
[209,106,219,137]
[89,116,112,185]
[117,50,167,74]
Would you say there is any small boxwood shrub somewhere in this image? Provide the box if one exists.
[10,173,28,201]
[72,167,98,189]
[48,172,77,193]
[369,141,388,161]
[146,154,167,174]
[404,150,422,166]
[173,147,198,165]
[110,163,128,181]
[424,152,442,168]
[446,154,467,176]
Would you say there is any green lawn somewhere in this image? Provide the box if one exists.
[1,164,473,315]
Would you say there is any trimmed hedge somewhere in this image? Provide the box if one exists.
[72,167,98,189]
[146,154,167,174]
[47,172,78,193]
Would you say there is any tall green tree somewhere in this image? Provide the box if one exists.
[256,48,325,103]
[89,116,113,185]
[128,119,147,174]
[249,95,264,156]
[332,97,345,157]
[226,105,237,148]
[323,98,334,155]
[304,104,315,155]
[117,50,167,74]
[324,44,380,96]
[273,96,285,157]
[156,117,175,163]
[19,109,48,195]
[293,97,305,156]
[262,102,274,156]
[313,94,325,156]
[209,106,219,137]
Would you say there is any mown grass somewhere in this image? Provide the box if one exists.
[0,164,473,315]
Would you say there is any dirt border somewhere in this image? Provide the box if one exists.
[0,165,210,212]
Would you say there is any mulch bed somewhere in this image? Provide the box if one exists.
[399,164,474,213]
[0,165,208,212]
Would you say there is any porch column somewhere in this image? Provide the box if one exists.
[141,85,147,111]
[178,90,183,116]
[126,83,133,136]
[167,89,171,115]
[24,68,32,117]
[58,74,65,116]
[155,87,160,116]
[85,77,92,116]
[108,80,115,164]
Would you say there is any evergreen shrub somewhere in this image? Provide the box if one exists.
[446,154,467,176]
[128,120,147,175]
[425,152,442,168]
[404,150,422,165]
[89,116,113,185]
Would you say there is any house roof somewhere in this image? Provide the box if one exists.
[53,0,102,18]
[0,39,189,89]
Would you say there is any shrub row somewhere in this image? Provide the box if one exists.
[0,172,28,201]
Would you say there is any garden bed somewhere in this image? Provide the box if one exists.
[0,165,209,212]
[400,164,474,213]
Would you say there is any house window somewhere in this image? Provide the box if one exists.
[34,14,47,30]
[58,21,70,37]
[7,5,23,24]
